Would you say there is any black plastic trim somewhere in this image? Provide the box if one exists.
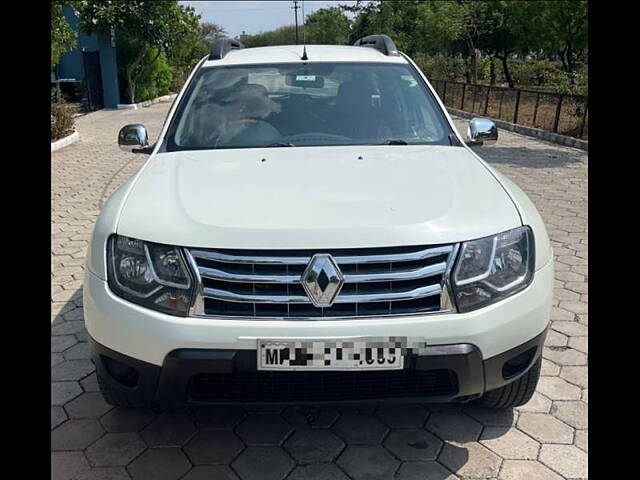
[353,34,399,56]
[89,328,547,407]
[210,38,244,60]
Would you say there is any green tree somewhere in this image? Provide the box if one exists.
[304,7,351,45]
[76,0,200,103]
[168,22,226,91]
[51,1,77,70]
[538,0,588,84]
[242,25,297,47]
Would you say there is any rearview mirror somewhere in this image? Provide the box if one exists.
[466,118,498,147]
[118,124,151,154]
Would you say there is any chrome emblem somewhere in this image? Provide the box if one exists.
[301,254,344,307]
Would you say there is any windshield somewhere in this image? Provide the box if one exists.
[166,62,452,151]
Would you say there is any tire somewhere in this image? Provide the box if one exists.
[96,370,154,408]
[474,357,541,409]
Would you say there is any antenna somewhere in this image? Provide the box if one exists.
[301,0,308,60]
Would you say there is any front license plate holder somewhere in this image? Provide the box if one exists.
[257,337,408,371]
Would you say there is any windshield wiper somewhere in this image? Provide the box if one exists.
[266,142,295,147]
[382,139,408,145]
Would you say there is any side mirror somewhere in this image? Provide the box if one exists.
[118,124,151,154]
[466,118,498,147]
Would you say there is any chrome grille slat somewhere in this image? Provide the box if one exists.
[202,284,442,305]
[186,244,458,319]
[190,245,453,266]
[197,262,446,284]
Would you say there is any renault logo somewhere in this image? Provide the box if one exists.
[301,254,344,307]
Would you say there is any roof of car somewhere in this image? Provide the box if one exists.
[201,44,409,67]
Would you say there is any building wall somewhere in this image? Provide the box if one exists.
[56,6,120,108]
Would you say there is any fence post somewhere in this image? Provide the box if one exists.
[532,92,540,126]
[484,86,491,116]
[442,81,447,105]
[460,83,466,110]
[498,89,505,119]
[553,94,564,133]
[579,98,588,139]
[472,85,478,113]
[513,90,521,124]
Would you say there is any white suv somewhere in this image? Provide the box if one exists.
[84,35,553,409]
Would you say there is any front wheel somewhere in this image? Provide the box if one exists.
[473,357,541,409]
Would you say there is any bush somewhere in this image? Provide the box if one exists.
[51,99,75,141]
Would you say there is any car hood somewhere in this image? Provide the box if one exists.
[117,145,521,249]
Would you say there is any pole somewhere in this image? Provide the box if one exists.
[292,0,299,44]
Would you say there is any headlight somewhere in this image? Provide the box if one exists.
[107,235,194,316]
[451,226,535,312]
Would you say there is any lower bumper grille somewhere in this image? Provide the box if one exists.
[188,369,458,403]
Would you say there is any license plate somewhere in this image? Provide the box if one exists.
[257,337,408,371]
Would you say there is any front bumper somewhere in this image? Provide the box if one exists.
[84,260,553,367]
[90,329,546,406]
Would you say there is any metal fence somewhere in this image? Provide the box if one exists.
[431,80,588,140]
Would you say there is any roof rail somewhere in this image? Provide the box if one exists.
[210,38,245,60]
[353,34,399,56]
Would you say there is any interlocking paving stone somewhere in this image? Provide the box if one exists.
[438,442,502,479]
[182,465,240,480]
[376,404,429,428]
[559,365,588,388]
[51,107,588,479]
[395,461,460,480]
[52,320,86,336]
[517,413,574,444]
[567,336,588,354]
[337,445,400,480]
[101,408,156,433]
[499,460,563,480]
[425,411,483,443]
[542,347,587,366]
[479,427,539,459]
[127,448,191,480]
[52,419,105,451]
[52,335,78,352]
[235,413,293,446]
[86,432,147,467]
[52,381,83,406]
[550,401,588,429]
[539,444,588,478]
[332,411,389,445]
[52,451,91,480]
[63,341,90,360]
[231,446,295,480]
[191,406,247,429]
[75,467,132,480]
[287,463,350,480]
[51,359,95,382]
[184,430,245,465]
[52,406,68,430]
[283,429,345,464]
[464,406,517,426]
[574,429,588,452]
[65,392,113,419]
[140,413,197,447]
[383,429,442,461]
[52,352,65,367]
[536,376,582,400]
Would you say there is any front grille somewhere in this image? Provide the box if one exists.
[186,244,457,318]
[188,369,458,403]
